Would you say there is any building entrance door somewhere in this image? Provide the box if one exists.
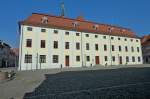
[119,56,122,65]
[65,55,69,67]
[95,56,99,64]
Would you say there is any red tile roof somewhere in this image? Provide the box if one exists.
[19,13,137,38]
[141,34,150,46]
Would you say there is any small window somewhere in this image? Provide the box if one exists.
[54,30,58,34]
[131,47,134,52]
[86,56,90,61]
[104,44,107,51]
[111,37,114,40]
[65,42,69,49]
[119,46,122,51]
[124,38,127,41]
[132,56,135,62]
[76,56,80,62]
[27,27,32,31]
[41,29,46,32]
[104,56,108,61]
[53,55,59,63]
[95,35,98,38]
[103,36,106,39]
[86,43,90,50]
[137,47,140,52]
[95,44,98,51]
[24,54,32,63]
[86,34,89,37]
[112,56,115,61]
[41,40,45,48]
[39,55,46,63]
[138,57,141,62]
[118,38,120,40]
[136,40,139,42]
[26,39,32,47]
[112,45,115,51]
[125,46,128,52]
[76,42,80,50]
[126,56,129,62]
[76,33,80,36]
[54,41,58,49]
[65,32,69,35]
[131,39,133,42]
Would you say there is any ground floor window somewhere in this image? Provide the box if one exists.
[40,55,46,63]
[86,56,90,61]
[126,56,129,62]
[104,56,108,61]
[112,56,115,61]
[132,56,135,62]
[24,54,32,63]
[76,56,80,62]
[138,56,141,62]
[53,55,59,63]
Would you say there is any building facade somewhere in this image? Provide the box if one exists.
[18,13,143,70]
[0,40,18,68]
[141,34,150,63]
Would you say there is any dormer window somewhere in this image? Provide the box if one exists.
[72,22,79,27]
[41,16,48,24]
[93,24,99,30]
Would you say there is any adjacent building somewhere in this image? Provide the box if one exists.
[0,40,19,68]
[18,13,143,70]
[141,34,150,63]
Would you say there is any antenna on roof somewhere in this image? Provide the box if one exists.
[60,0,65,17]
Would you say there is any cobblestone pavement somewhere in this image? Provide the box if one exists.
[0,64,150,99]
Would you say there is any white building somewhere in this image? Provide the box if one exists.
[18,13,143,70]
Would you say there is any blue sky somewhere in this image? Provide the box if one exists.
[0,0,150,48]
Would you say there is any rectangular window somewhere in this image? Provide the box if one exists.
[39,55,46,63]
[76,56,80,62]
[137,47,140,52]
[103,36,106,39]
[124,38,127,41]
[138,57,141,62]
[54,41,58,49]
[136,40,139,42]
[41,29,46,32]
[53,55,59,63]
[111,37,114,40]
[126,56,129,62]
[41,40,45,48]
[86,43,90,50]
[119,46,122,51]
[131,47,134,52]
[132,56,135,62]
[118,38,121,40]
[24,54,32,63]
[125,46,128,52]
[27,27,32,31]
[95,35,98,38]
[86,56,90,61]
[112,56,115,61]
[131,39,133,42]
[65,42,69,49]
[54,30,58,34]
[95,44,98,51]
[104,45,107,51]
[86,34,89,37]
[26,39,32,47]
[76,42,80,50]
[104,56,108,61]
[112,45,114,51]
[76,33,80,36]
[65,32,69,35]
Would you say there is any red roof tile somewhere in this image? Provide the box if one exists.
[19,13,137,38]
